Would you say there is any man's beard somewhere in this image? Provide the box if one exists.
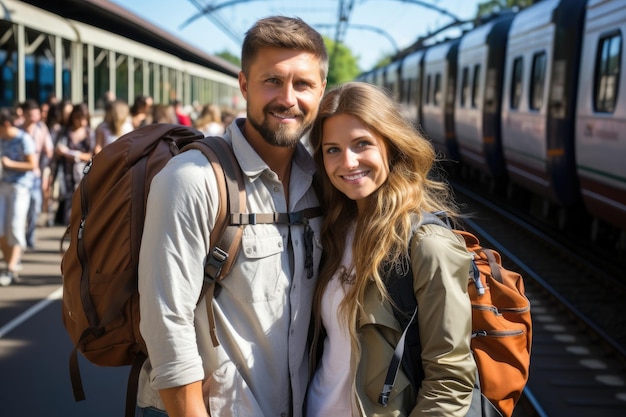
[248,105,312,147]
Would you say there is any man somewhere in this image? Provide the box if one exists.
[137,16,328,417]
[0,108,36,286]
[20,99,54,249]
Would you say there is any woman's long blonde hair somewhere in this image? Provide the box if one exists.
[308,81,459,367]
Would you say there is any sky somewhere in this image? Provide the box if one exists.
[108,0,482,71]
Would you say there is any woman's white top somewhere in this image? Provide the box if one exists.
[306,227,357,417]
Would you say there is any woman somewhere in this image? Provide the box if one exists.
[306,82,477,416]
[94,99,133,153]
[194,103,225,136]
[54,103,94,225]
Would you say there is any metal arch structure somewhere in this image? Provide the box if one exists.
[181,0,275,43]
[181,0,466,63]
[391,0,463,24]
[315,23,399,54]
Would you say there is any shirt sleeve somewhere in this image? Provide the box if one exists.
[409,224,477,417]
[138,150,218,390]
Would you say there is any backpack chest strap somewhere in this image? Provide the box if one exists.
[230,207,322,226]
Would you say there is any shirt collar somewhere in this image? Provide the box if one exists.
[225,118,317,182]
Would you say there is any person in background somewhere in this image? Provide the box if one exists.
[151,103,178,125]
[131,95,153,129]
[0,108,36,286]
[306,82,477,416]
[54,103,94,225]
[136,15,328,417]
[95,99,133,153]
[172,99,192,126]
[44,99,73,226]
[194,103,225,136]
[220,108,236,129]
[19,99,54,250]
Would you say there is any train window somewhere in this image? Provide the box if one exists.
[159,66,169,104]
[61,39,72,101]
[169,68,178,102]
[94,47,111,111]
[0,21,18,107]
[530,52,546,111]
[148,62,156,102]
[434,73,442,106]
[460,66,469,107]
[115,54,129,103]
[133,59,143,100]
[471,64,481,108]
[594,32,622,113]
[24,28,54,105]
[510,57,523,109]
[82,44,89,106]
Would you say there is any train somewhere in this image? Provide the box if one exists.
[358,0,626,248]
[0,0,243,119]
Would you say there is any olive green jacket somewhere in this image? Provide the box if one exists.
[355,224,477,417]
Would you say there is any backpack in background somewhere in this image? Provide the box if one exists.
[382,212,532,417]
[60,124,247,417]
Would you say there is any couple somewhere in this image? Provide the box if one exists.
[136,16,476,417]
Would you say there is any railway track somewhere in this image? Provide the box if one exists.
[451,180,626,417]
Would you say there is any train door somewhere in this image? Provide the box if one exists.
[422,38,460,161]
[502,0,587,207]
[575,0,626,232]
[399,50,424,128]
[456,23,491,172]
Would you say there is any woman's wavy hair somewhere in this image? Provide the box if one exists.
[308,81,460,367]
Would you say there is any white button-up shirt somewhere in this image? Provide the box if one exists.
[138,119,322,416]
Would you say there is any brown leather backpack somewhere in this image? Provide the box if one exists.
[61,123,322,417]
[60,124,247,417]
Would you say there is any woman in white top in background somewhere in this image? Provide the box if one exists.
[94,99,133,154]
[194,103,225,136]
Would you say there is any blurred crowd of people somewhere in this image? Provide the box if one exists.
[0,93,239,286]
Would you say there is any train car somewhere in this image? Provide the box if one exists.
[454,12,514,179]
[421,38,461,161]
[575,0,626,234]
[0,0,242,119]
[382,58,403,104]
[397,49,425,127]
[500,0,587,207]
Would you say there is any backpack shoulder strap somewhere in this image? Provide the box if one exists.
[380,211,456,405]
[185,137,246,282]
[181,137,246,347]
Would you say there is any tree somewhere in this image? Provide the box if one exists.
[215,49,240,67]
[324,36,361,87]
[476,0,535,16]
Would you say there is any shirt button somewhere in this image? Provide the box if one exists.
[273,186,280,192]
[278,241,283,248]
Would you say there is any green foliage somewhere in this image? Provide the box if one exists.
[323,37,361,88]
[476,0,535,16]
[215,49,240,67]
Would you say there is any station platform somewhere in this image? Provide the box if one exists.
[0,223,66,312]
